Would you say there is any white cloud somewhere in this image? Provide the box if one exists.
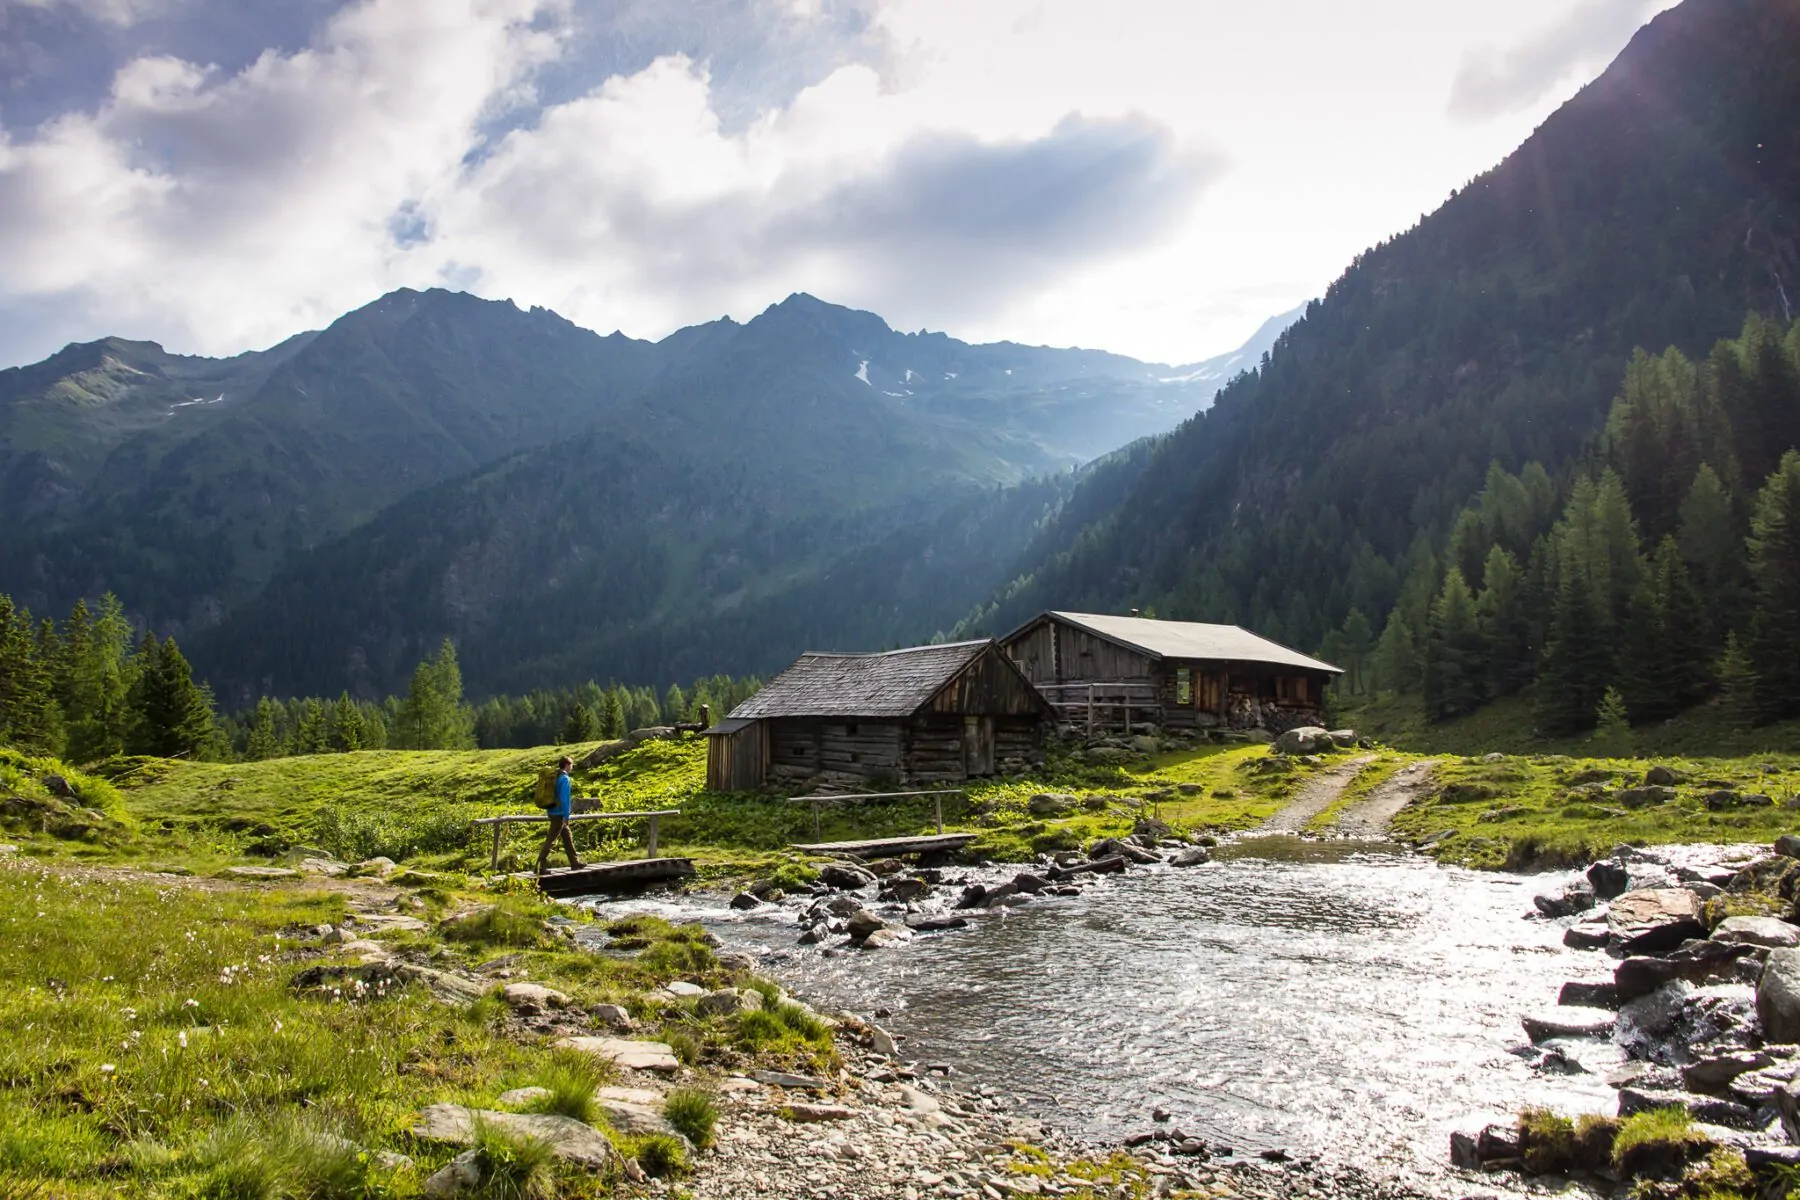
[1449,0,1669,121]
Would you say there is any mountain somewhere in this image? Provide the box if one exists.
[959,0,1800,653]
[1,286,1283,697]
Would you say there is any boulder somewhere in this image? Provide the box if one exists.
[501,982,572,1012]
[696,988,763,1017]
[1273,726,1332,755]
[1682,1050,1773,1092]
[1169,847,1211,867]
[1088,837,1160,865]
[1713,916,1800,949]
[1534,879,1597,917]
[1559,980,1618,1009]
[1522,1006,1615,1042]
[1132,817,1172,841]
[1616,943,1754,1002]
[553,1036,680,1073]
[589,1003,633,1030]
[1644,765,1688,787]
[423,1150,482,1197]
[1010,872,1049,895]
[1759,948,1800,1043]
[819,863,877,890]
[880,877,931,902]
[1564,922,1611,950]
[1587,859,1631,899]
[1608,888,1706,954]
[728,892,762,910]
[411,1105,621,1168]
[496,1086,552,1108]
[1617,786,1677,810]
[1328,729,1358,748]
[1777,834,1800,860]
[861,927,911,950]
[845,909,887,942]
[1027,793,1077,817]
[905,915,969,933]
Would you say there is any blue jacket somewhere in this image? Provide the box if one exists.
[549,772,572,818]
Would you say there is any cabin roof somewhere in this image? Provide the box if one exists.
[1014,611,1343,674]
[728,640,997,720]
[703,717,756,736]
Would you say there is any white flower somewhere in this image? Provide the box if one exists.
[100,1064,115,1074]
[177,1032,188,1049]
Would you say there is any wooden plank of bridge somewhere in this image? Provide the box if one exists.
[470,808,680,870]
[526,858,697,898]
[788,833,976,858]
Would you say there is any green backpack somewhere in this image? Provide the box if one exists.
[532,767,561,809]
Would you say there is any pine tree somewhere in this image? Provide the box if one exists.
[1423,567,1485,722]
[1372,610,1423,696]
[1535,566,1612,737]
[600,689,627,739]
[328,692,366,752]
[1716,632,1760,731]
[663,684,688,724]
[294,699,329,754]
[1591,686,1633,757]
[1677,464,1744,649]
[1336,608,1374,695]
[561,703,598,742]
[127,635,215,758]
[1475,546,1532,696]
[1747,450,1800,721]
[400,640,475,749]
[0,594,59,753]
[245,697,280,760]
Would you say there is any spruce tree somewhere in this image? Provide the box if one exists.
[1423,567,1484,722]
[328,692,366,752]
[245,697,280,760]
[1535,568,1611,737]
[0,594,59,753]
[600,689,627,739]
[127,636,215,758]
[401,640,475,749]
[295,699,329,754]
[1716,632,1760,731]
[1591,687,1633,757]
[663,684,688,724]
[1475,546,1532,696]
[1747,450,1800,721]
[1677,464,1744,648]
[561,703,598,743]
[1372,610,1423,696]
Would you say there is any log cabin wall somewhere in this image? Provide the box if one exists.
[768,719,821,784]
[926,648,1052,716]
[704,721,767,791]
[1008,622,1059,684]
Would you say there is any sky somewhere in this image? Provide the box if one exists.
[0,0,1678,369]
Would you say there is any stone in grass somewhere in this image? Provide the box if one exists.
[501,982,571,1011]
[423,1149,482,1198]
[751,1069,829,1090]
[589,1003,634,1030]
[1714,916,1800,948]
[411,1105,621,1168]
[495,1086,551,1108]
[663,981,707,998]
[554,1036,680,1073]
[696,988,763,1017]
[225,865,299,879]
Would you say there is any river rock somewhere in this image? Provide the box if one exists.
[1273,726,1332,755]
[1682,1050,1773,1091]
[809,893,864,920]
[1565,921,1611,950]
[845,909,888,942]
[697,988,763,1017]
[411,1105,620,1168]
[866,859,905,877]
[906,915,969,933]
[785,1103,857,1123]
[1535,879,1597,917]
[1088,837,1159,865]
[880,877,931,902]
[1011,872,1049,894]
[729,892,762,910]
[861,927,911,950]
[1559,980,1619,1008]
[1618,1087,1756,1128]
[1617,943,1753,1002]
[820,863,878,890]
[1609,888,1706,954]
[1714,916,1800,948]
[502,983,571,1012]
[1027,793,1077,817]
[1588,859,1631,899]
[798,922,829,945]
[1169,847,1211,867]
[1760,948,1800,1042]
[553,1036,680,1073]
[1522,1006,1615,1042]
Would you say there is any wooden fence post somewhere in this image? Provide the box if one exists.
[645,815,660,859]
[491,823,504,870]
[1087,683,1095,737]
[933,793,944,834]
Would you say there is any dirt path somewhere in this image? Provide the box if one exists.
[1255,755,1376,832]
[1329,759,1441,839]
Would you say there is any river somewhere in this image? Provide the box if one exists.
[588,835,1624,1182]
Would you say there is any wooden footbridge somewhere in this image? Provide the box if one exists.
[470,806,694,896]
[787,789,974,859]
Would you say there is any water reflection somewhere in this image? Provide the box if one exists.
[589,843,1621,1174]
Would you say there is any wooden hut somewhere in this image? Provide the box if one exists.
[704,640,1052,791]
[999,611,1341,734]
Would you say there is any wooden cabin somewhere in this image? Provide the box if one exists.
[999,611,1342,735]
[704,640,1052,791]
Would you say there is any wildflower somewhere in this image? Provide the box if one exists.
[183,998,199,1009]
[100,1064,115,1074]
[177,1031,188,1049]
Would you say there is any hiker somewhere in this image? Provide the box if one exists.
[536,755,585,874]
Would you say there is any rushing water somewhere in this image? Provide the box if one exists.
[588,836,1626,1179]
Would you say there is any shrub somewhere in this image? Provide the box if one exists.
[663,1089,718,1149]
[773,1002,830,1045]
[1612,1107,1706,1179]
[664,1029,703,1067]
[1517,1107,1574,1174]
[440,902,548,949]
[732,1009,786,1050]
[312,805,472,863]
[628,1134,689,1179]
[522,1051,606,1124]
[470,1118,555,1200]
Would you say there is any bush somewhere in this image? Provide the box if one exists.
[1612,1108,1706,1179]
[628,1133,689,1179]
[470,1118,556,1200]
[773,1002,830,1045]
[663,1089,718,1149]
[440,902,548,949]
[732,1009,786,1050]
[664,1029,703,1067]
[1517,1107,1575,1174]
[522,1051,607,1124]
[311,805,472,863]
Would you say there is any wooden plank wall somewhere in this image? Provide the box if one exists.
[705,723,768,790]
[926,647,1049,716]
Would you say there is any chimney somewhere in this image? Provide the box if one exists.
[1129,608,1141,618]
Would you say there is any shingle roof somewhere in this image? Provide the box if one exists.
[1033,612,1342,674]
[728,641,993,719]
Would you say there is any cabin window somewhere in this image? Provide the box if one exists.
[1175,667,1192,705]
[1275,676,1307,704]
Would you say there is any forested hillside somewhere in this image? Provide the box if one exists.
[966,0,1800,672]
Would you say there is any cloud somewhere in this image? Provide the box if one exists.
[1448,0,1662,121]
